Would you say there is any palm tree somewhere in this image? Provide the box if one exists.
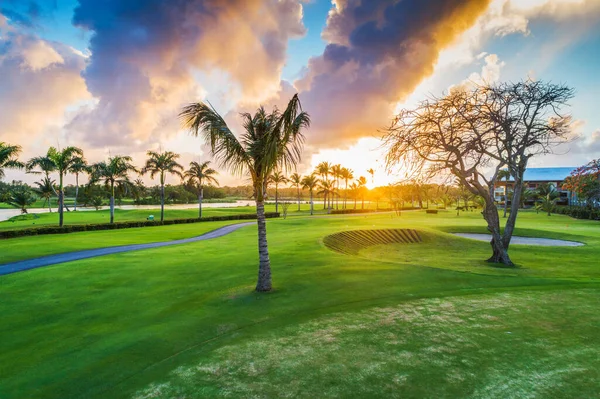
[289,172,302,211]
[341,167,354,209]
[316,162,331,209]
[45,146,84,227]
[318,180,336,213]
[498,169,511,218]
[331,164,343,209]
[68,157,88,211]
[131,178,147,204]
[7,184,37,214]
[367,168,375,185]
[357,176,368,209]
[180,93,310,292]
[34,176,56,212]
[0,142,24,178]
[141,151,184,222]
[26,155,56,179]
[184,160,219,218]
[349,182,359,209]
[269,171,288,213]
[90,155,138,223]
[301,174,318,215]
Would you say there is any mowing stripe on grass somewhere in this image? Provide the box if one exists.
[0,222,255,276]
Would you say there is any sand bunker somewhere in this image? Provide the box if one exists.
[453,233,584,247]
[323,229,422,255]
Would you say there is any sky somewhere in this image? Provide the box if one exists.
[1,0,600,188]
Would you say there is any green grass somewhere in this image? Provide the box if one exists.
[0,203,326,231]
[1,210,599,398]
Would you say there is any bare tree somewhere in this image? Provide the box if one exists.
[383,80,573,266]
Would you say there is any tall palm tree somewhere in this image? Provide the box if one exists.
[269,171,288,213]
[316,162,331,209]
[45,146,84,227]
[180,93,310,292]
[0,142,24,178]
[357,176,368,209]
[141,151,184,222]
[349,182,359,209]
[90,155,138,223]
[289,172,302,211]
[498,169,511,218]
[26,155,56,179]
[331,164,343,209]
[184,160,219,218]
[68,157,88,211]
[341,167,354,209]
[367,168,375,185]
[301,174,318,216]
[34,176,56,212]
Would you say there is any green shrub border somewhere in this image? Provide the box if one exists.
[330,207,418,215]
[0,212,280,239]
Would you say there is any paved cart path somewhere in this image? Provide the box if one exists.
[0,222,255,276]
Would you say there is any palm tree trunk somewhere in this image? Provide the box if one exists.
[297,187,301,211]
[160,184,165,222]
[344,181,348,209]
[323,193,327,210]
[275,184,279,213]
[198,187,203,218]
[58,174,64,227]
[255,200,272,292]
[110,183,115,224]
[74,174,79,211]
[310,190,314,216]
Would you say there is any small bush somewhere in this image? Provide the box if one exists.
[426,209,438,214]
[0,212,280,239]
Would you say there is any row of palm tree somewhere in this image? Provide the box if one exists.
[1,142,220,225]
[265,162,371,216]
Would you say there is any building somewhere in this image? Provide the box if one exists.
[494,167,576,206]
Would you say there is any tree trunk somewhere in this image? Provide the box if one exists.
[297,187,301,211]
[74,174,79,211]
[58,174,64,227]
[198,187,203,218]
[323,193,327,210]
[354,198,357,209]
[502,176,524,250]
[503,183,508,218]
[310,191,314,216]
[275,184,279,213]
[110,183,115,224]
[482,199,513,265]
[160,184,165,222]
[344,181,348,209]
[255,200,272,292]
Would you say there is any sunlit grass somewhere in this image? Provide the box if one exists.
[0,210,599,398]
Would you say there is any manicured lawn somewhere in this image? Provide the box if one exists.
[0,210,599,398]
[0,203,325,231]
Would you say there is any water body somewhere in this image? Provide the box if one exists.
[0,200,256,222]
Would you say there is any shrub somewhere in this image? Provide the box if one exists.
[0,213,280,239]
[426,209,438,214]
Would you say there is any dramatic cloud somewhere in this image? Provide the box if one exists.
[0,13,89,147]
[294,0,492,147]
[67,0,306,151]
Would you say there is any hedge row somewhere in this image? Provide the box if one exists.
[553,206,600,220]
[330,207,418,215]
[0,212,280,239]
